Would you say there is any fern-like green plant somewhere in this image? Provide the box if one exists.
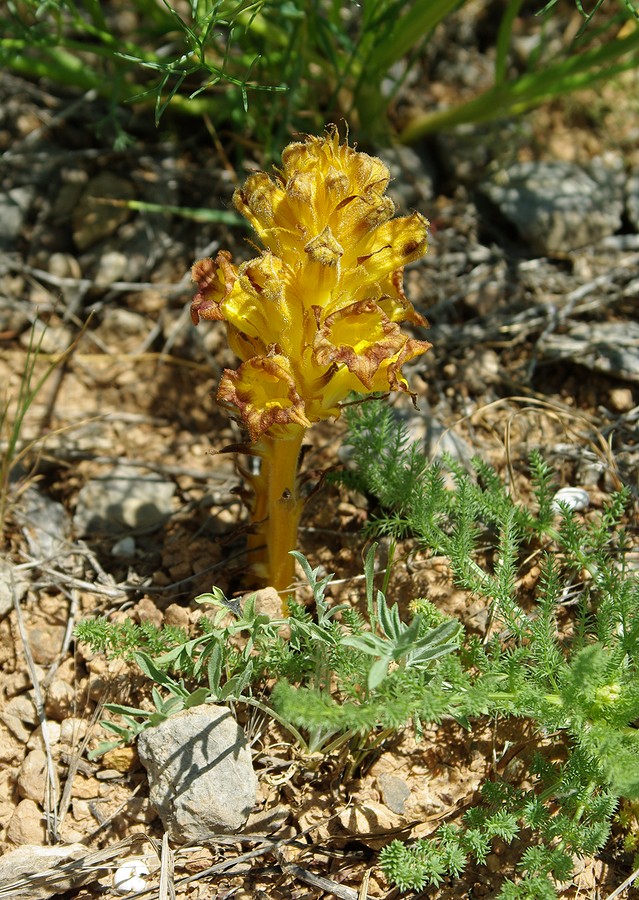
[339,399,639,898]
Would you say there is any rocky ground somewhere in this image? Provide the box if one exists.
[0,13,638,899]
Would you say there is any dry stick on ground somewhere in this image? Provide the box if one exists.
[11,571,60,842]
[605,864,639,900]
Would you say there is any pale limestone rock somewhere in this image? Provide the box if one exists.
[0,843,88,900]
[137,705,257,843]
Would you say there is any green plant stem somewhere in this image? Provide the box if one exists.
[367,0,461,75]
[1,41,238,119]
[399,27,639,142]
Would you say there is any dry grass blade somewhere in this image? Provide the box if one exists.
[358,867,372,900]
[604,864,639,899]
[273,847,358,900]
[158,832,176,900]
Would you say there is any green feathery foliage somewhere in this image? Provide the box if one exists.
[340,399,638,897]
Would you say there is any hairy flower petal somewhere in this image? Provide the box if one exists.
[191,251,237,324]
[314,300,432,391]
[193,129,431,441]
[218,355,312,441]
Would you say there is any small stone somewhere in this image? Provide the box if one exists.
[164,604,190,628]
[96,307,149,341]
[94,250,129,287]
[17,749,56,804]
[250,587,286,620]
[609,387,635,413]
[5,798,47,845]
[1,694,38,742]
[0,843,88,900]
[113,860,150,895]
[17,484,72,560]
[59,717,89,747]
[134,596,163,628]
[27,721,61,751]
[44,680,76,722]
[0,186,34,248]
[101,745,138,774]
[73,464,176,537]
[27,625,65,666]
[337,800,405,840]
[72,172,134,251]
[48,252,82,280]
[377,774,411,814]
[69,776,101,799]
[137,705,258,843]
[112,536,136,558]
[17,319,73,356]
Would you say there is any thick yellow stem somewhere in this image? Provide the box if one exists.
[252,427,305,612]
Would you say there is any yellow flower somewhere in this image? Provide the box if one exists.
[191,128,431,597]
[192,128,431,440]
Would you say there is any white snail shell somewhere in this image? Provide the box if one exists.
[551,487,590,513]
[113,860,150,894]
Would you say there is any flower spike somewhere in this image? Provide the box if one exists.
[192,128,431,606]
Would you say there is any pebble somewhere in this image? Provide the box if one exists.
[72,171,134,251]
[0,186,34,248]
[337,800,405,844]
[377,773,411,814]
[137,705,258,843]
[17,318,73,355]
[112,536,137,558]
[73,464,176,536]
[17,748,55,804]
[609,387,635,413]
[1,693,38,742]
[5,798,47,845]
[0,843,88,900]
[44,678,76,721]
[478,161,623,255]
[59,716,89,747]
[27,720,61,751]
[27,624,66,666]
[16,485,72,561]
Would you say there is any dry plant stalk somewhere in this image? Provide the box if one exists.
[191,128,431,606]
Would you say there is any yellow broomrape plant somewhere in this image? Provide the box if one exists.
[191,128,431,609]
